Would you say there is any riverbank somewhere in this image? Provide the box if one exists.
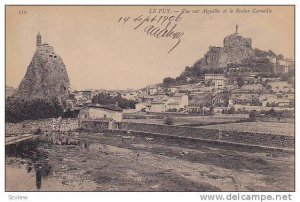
[6,131,295,191]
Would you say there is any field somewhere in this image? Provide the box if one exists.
[124,115,247,126]
[199,122,295,136]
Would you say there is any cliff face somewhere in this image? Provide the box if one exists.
[203,46,255,68]
[6,86,16,98]
[16,43,70,101]
[201,32,255,68]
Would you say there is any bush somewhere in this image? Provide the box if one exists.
[92,93,137,109]
[227,106,235,114]
[249,110,258,122]
[33,128,42,135]
[5,97,63,123]
[164,117,174,125]
[163,77,176,87]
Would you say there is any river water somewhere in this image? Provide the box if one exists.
[6,132,295,191]
[5,136,96,191]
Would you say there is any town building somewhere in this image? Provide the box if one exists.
[146,85,159,95]
[204,74,225,88]
[121,91,138,101]
[166,102,185,112]
[285,58,294,68]
[135,103,151,112]
[78,104,123,122]
[166,93,189,110]
[168,87,178,93]
[277,59,286,66]
[267,56,277,64]
[82,90,93,100]
[148,102,166,112]
[228,94,261,107]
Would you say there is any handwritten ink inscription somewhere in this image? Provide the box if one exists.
[118,9,185,54]
[117,7,272,53]
[18,10,27,15]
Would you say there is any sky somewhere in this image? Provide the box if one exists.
[6,6,294,90]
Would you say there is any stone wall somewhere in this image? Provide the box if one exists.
[8,118,293,149]
[120,122,294,148]
[5,118,78,134]
[79,120,110,132]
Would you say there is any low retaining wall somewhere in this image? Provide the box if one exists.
[79,120,110,132]
[5,118,78,134]
[6,119,294,149]
[120,122,294,148]
[79,120,120,132]
[257,117,295,123]
[105,129,293,152]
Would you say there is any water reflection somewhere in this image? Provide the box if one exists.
[6,140,51,191]
[6,133,98,191]
[80,141,89,149]
[79,141,102,150]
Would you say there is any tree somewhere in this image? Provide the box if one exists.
[289,100,295,108]
[236,77,244,87]
[165,117,174,125]
[266,84,272,90]
[276,54,284,60]
[266,108,277,116]
[184,66,190,71]
[249,110,258,122]
[5,97,63,123]
[251,98,262,106]
[227,106,235,114]
[92,92,137,109]
[162,77,176,87]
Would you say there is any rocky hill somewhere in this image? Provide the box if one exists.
[199,26,254,69]
[163,25,283,86]
[5,86,16,98]
[15,33,70,101]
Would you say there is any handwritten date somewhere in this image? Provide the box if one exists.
[118,11,185,54]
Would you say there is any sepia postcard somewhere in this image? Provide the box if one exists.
[5,5,295,192]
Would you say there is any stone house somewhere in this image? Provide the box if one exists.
[165,93,189,111]
[148,102,166,112]
[78,104,123,123]
[204,74,226,88]
[135,103,151,112]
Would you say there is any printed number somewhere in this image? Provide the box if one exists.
[18,10,27,15]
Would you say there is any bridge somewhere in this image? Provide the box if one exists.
[5,133,39,146]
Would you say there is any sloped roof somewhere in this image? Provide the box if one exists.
[136,102,151,107]
[167,102,181,106]
[84,104,123,112]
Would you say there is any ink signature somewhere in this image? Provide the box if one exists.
[118,11,185,54]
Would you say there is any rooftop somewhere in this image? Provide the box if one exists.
[84,104,123,112]
[204,74,224,76]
